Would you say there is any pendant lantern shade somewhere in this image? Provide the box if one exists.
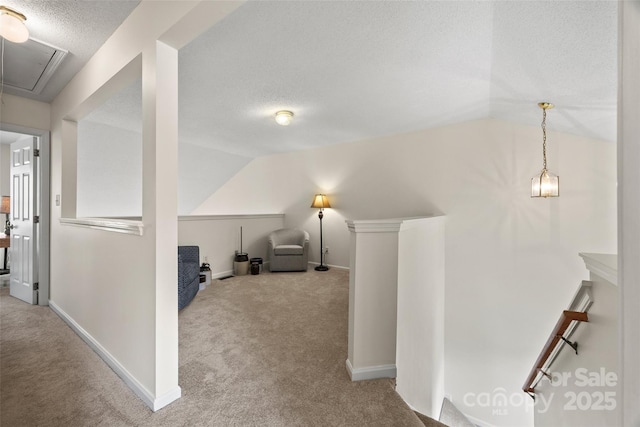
[531,170,559,198]
[531,102,559,198]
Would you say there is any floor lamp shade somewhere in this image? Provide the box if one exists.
[310,194,331,209]
[311,194,331,271]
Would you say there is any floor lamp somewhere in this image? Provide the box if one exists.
[311,194,331,271]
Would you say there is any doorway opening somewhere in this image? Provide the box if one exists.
[0,125,50,306]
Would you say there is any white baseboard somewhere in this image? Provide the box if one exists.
[308,261,350,271]
[152,387,182,412]
[49,300,181,412]
[345,358,396,381]
[211,270,234,279]
[215,263,349,276]
[463,412,498,427]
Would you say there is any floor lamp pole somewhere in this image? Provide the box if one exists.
[315,209,328,271]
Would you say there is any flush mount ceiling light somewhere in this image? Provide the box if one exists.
[0,5,29,43]
[531,102,559,198]
[275,110,294,126]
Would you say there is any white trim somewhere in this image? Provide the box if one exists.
[346,219,403,233]
[49,300,181,411]
[211,261,318,278]
[463,412,499,427]
[568,280,594,313]
[152,387,183,412]
[345,359,396,381]
[346,216,438,233]
[579,253,618,285]
[212,270,234,279]
[60,217,144,236]
[178,214,284,221]
[308,261,350,271]
[37,132,51,306]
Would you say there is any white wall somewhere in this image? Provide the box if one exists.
[396,216,445,419]
[76,121,252,217]
[178,143,252,215]
[194,118,617,426]
[77,120,142,217]
[0,94,51,192]
[0,93,51,132]
[48,0,244,411]
[178,214,284,277]
[534,262,619,427]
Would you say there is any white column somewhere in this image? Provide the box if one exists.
[142,40,180,408]
[346,218,402,381]
[618,2,640,426]
[345,215,445,399]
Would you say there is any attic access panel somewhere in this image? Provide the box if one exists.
[1,38,67,95]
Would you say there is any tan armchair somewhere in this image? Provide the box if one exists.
[268,228,310,272]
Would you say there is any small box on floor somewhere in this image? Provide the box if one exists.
[200,262,212,289]
[250,257,263,275]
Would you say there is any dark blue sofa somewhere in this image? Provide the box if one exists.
[178,246,200,310]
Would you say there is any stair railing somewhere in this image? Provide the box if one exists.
[522,281,593,397]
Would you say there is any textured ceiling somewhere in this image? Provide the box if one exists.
[183,0,618,157]
[179,0,496,158]
[2,1,618,156]
[0,0,139,103]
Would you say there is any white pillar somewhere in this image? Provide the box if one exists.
[346,218,401,381]
[345,214,445,407]
[142,40,180,408]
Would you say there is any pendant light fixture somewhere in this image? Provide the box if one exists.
[531,102,559,198]
[0,5,29,43]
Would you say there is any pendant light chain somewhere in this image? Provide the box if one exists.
[531,101,558,198]
[541,107,547,170]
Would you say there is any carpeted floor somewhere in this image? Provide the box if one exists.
[1,269,445,426]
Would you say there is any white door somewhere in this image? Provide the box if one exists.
[9,137,38,305]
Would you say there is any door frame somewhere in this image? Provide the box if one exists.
[1,123,50,306]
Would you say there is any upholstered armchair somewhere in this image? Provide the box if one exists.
[268,229,310,272]
[178,246,200,310]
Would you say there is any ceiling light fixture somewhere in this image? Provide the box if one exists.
[0,5,29,43]
[531,102,559,198]
[275,110,294,126]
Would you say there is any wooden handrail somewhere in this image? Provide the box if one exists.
[523,310,589,393]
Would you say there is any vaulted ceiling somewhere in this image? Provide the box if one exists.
[1,1,617,156]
